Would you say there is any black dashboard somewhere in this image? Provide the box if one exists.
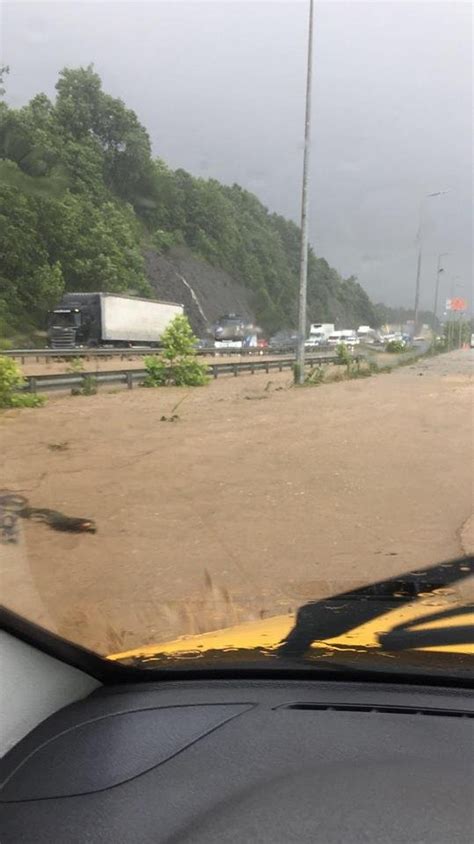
[1,678,473,843]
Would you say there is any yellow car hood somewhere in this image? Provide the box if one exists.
[108,596,473,664]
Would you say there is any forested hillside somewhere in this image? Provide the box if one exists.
[0,65,377,341]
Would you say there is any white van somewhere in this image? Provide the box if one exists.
[327,331,343,346]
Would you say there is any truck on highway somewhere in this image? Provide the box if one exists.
[213,314,257,351]
[47,293,184,349]
[356,325,377,344]
[308,323,335,345]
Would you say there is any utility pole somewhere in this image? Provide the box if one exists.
[296,0,315,385]
[458,313,463,349]
[432,252,449,332]
[413,190,449,332]
[413,202,423,334]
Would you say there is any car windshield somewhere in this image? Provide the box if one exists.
[50,312,76,328]
[1,1,472,679]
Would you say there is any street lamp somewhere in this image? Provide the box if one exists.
[296,0,315,385]
[432,252,449,330]
[413,190,449,331]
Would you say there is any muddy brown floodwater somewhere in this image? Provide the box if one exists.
[2,350,473,655]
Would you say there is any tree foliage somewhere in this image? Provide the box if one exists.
[144,316,208,387]
[0,356,45,407]
[1,65,377,339]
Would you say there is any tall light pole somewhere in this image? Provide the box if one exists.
[413,190,449,332]
[432,251,449,331]
[296,0,315,385]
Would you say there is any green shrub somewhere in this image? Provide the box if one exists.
[0,337,13,351]
[0,355,45,407]
[336,343,351,366]
[9,393,45,407]
[432,337,447,353]
[385,340,406,353]
[143,355,166,386]
[144,315,209,387]
[305,365,325,385]
[81,375,97,395]
[153,229,178,253]
[71,374,97,396]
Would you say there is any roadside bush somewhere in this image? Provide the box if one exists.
[0,355,45,407]
[71,374,97,396]
[144,315,209,387]
[81,375,97,395]
[385,340,406,353]
[8,393,46,407]
[336,343,351,366]
[432,337,447,353]
[0,337,13,351]
[305,365,326,385]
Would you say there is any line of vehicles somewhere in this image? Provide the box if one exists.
[47,294,269,352]
[46,292,424,352]
[303,323,422,351]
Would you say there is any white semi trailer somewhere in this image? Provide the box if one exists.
[48,293,184,349]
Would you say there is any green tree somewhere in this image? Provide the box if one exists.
[144,315,208,386]
[0,64,9,98]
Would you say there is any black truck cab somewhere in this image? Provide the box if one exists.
[48,294,101,348]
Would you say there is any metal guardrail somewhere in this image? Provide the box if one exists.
[2,346,298,362]
[21,354,345,394]
[3,347,155,362]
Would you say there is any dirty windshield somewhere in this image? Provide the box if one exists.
[1,1,472,675]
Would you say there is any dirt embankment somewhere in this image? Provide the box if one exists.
[144,247,255,336]
[1,350,473,655]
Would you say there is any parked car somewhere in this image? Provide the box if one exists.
[327,331,343,346]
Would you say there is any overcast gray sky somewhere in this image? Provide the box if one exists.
[2,0,472,309]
